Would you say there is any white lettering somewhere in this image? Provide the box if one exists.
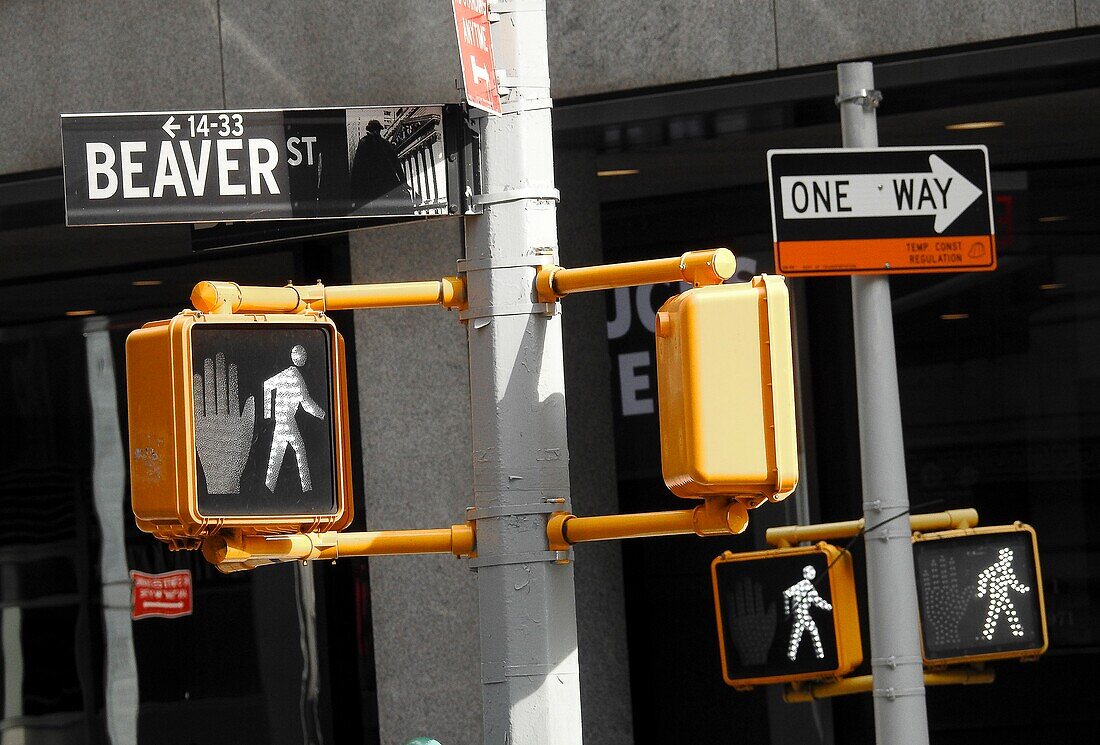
[86,143,117,200]
[179,140,211,197]
[217,139,246,196]
[152,141,187,197]
[618,351,654,417]
[120,141,149,198]
[606,287,631,340]
[286,136,303,166]
[301,136,317,166]
[248,138,280,195]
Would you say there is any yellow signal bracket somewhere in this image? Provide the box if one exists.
[783,667,995,703]
[202,523,476,574]
[765,508,980,548]
[535,248,736,303]
[546,496,750,551]
[191,276,467,315]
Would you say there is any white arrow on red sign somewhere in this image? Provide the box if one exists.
[452,0,501,115]
[779,155,983,233]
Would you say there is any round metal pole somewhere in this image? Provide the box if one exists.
[838,61,931,745]
[463,5,583,744]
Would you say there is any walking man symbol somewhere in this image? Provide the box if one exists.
[784,565,833,661]
[263,345,325,492]
[976,547,1030,640]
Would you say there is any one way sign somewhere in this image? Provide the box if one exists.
[768,146,995,277]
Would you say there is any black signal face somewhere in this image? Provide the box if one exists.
[190,324,336,517]
[913,529,1044,662]
[714,551,839,681]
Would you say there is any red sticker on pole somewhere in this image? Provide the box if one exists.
[452,0,501,115]
[131,569,193,620]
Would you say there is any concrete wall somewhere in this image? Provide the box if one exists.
[3,0,1097,175]
[350,219,479,745]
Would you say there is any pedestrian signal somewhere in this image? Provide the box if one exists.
[655,276,797,504]
[126,311,354,548]
[711,543,862,688]
[912,524,1047,666]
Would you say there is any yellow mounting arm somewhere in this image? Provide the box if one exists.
[188,247,742,571]
[535,247,735,302]
[784,667,994,702]
[191,277,467,315]
[765,508,979,548]
[203,524,476,573]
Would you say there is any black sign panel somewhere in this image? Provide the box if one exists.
[914,529,1045,662]
[715,551,839,681]
[191,325,335,518]
[62,106,453,225]
[767,146,995,276]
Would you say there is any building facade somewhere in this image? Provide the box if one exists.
[2,2,1099,743]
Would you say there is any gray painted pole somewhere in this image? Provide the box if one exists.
[838,62,931,745]
[463,5,583,745]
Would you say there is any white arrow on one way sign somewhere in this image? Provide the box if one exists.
[779,155,983,233]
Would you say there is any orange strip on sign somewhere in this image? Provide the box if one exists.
[775,235,996,277]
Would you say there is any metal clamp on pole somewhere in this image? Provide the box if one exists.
[535,247,736,303]
[834,88,883,111]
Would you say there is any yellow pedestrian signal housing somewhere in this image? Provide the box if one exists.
[126,310,354,549]
[655,275,797,504]
[912,523,1047,666]
[712,543,862,689]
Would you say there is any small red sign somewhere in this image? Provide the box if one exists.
[452,0,501,115]
[131,569,193,620]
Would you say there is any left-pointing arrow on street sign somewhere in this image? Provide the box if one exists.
[779,155,983,233]
[162,115,180,138]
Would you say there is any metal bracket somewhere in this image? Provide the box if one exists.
[457,254,554,273]
[460,301,558,322]
[872,655,923,669]
[499,97,554,115]
[481,659,578,684]
[873,686,926,701]
[835,88,883,111]
[862,500,911,512]
[496,74,552,90]
[468,549,571,568]
[466,501,564,520]
[868,528,912,542]
[489,0,546,14]
[471,186,560,207]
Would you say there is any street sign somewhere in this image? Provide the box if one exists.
[712,543,862,688]
[130,569,193,620]
[126,312,354,548]
[451,1,501,115]
[62,105,454,225]
[767,146,995,276]
[912,524,1047,666]
[655,276,798,504]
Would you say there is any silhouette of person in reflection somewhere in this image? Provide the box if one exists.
[350,120,413,213]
